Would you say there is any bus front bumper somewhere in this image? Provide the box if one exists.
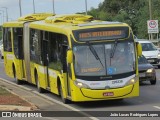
[71,81,139,102]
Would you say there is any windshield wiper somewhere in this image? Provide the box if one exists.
[86,41,104,68]
[110,39,118,58]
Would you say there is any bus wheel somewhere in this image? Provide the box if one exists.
[150,78,156,85]
[59,83,70,104]
[35,73,45,93]
[13,67,22,85]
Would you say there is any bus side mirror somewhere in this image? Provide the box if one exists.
[137,43,142,56]
[67,50,73,63]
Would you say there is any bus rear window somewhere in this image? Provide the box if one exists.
[73,27,129,41]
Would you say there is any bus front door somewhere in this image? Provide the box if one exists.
[62,45,71,96]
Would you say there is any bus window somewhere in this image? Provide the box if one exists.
[13,28,23,59]
[3,28,12,52]
[48,33,68,72]
[30,29,42,64]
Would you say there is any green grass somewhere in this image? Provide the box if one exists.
[0,87,10,95]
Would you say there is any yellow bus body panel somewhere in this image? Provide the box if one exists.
[3,21,25,27]
[48,69,61,95]
[4,53,14,78]
[4,53,24,80]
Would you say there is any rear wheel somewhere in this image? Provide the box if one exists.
[13,66,22,85]
[35,73,45,93]
[150,78,156,85]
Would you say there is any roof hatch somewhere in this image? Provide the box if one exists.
[45,14,93,24]
[18,13,55,21]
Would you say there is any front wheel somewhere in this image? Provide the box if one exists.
[59,83,70,104]
[150,78,156,85]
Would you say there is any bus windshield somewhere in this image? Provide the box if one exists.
[73,41,135,76]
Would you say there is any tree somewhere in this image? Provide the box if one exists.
[0,26,2,40]
[87,0,160,39]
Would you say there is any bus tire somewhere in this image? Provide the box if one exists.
[150,78,156,85]
[35,73,45,93]
[59,83,70,104]
[13,66,22,85]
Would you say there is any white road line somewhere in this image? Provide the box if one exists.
[0,77,99,120]
[33,91,99,120]
[153,106,160,110]
[43,117,59,120]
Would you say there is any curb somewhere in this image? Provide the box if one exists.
[0,78,99,120]
[0,86,38,111]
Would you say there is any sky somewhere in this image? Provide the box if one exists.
[0,0,104,24]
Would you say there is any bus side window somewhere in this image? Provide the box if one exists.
[30,29,42,64]
[13,28,23,59]
[3,28,12,52]
[48,33,68,72]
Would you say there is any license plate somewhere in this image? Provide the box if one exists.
[148,59,154,62]
[139,73,145,77]
[103,92,114,96]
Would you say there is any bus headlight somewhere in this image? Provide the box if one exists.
[125,76,138,86]
[147,68,153,73]
[74,80,90,89]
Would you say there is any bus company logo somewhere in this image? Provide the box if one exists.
[112,80,123,84]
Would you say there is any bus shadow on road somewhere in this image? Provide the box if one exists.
[74,99,136,109]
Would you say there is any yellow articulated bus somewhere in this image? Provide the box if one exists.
[3,13,142,103]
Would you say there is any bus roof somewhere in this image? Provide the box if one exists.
[3,13,54,27]
[3,13,130,34]
[29,14,129,34]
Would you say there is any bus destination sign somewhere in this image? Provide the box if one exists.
[79,30,123,40]
[73,27,129,41]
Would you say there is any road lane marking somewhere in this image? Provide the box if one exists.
[43,118,59,120]
[153,106,160,110]
[0,77,99,120]
[33,91,99,120]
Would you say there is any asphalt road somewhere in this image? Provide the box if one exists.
[0,58,160,120]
